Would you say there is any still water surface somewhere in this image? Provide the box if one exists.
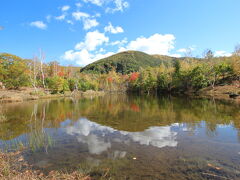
[0,95,240,179]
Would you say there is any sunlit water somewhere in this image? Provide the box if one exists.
[0,95,240,179]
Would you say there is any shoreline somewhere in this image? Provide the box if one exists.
[0,84,240,104]
[0,88,105,104]
[194,84,240,104]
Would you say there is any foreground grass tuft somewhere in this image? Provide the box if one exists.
[0,152,91,180]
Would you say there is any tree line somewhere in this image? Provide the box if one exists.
[0,47,240,94]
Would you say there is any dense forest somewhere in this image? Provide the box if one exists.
[0,47,240,95]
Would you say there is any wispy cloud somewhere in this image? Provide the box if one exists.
[83,19,99,30]
[110,38,128,46]
[66,20,74,25]
[30,21,47,30]
[72,11,90,20]
[104,22,124,34]
[46,15,52,22]
[83,0,129,13]
[177,47,195,53]
[83,0,104,6]
[106,0,129,13]
[55,14,66,21]
[72,11,99,30]
[75,3,82,8]
[215,51,232,57]
[61,5,70,12]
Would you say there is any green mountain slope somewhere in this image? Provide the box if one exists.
[80,51,176,74]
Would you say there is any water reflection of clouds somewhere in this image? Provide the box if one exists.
[128,127,177,148]
[65,120,112,154]
[64,118,178,154]
[77,134,111,155]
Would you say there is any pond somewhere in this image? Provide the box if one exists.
[0,95,240,179]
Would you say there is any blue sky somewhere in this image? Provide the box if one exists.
[0,0,240,66]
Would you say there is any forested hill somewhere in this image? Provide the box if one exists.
[80,51,179,74]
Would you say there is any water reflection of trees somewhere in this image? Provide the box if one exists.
[0,95,239,142]
[0,101,54,151]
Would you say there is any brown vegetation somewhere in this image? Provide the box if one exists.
[0,151,90,180]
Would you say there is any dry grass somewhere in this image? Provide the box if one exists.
[0,114,7,123]
[0,108,7,123]
[0,152,91,180]
[197,83,240,103]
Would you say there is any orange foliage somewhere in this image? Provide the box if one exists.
[107,77,113,83]
[129,72,139,81]
[58,71,64,77]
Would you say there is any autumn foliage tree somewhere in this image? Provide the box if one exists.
[0,53,30,89]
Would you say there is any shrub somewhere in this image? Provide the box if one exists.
[78,79,97,92]
[46,76,69,94]
[214,62,233,79]
[68,78,77,92]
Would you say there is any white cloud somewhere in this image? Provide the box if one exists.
[95,13,101,17]
[62,49,114,66]
[106,0,129,13]
[83,18,99,30]
[72,11,90,20]
[104,22,124,34]
[98,48,106,53]
[75,30,109,51]
[63,49,92,65]
[93,52,115,61]
[83,0,129,13]
[63,30,110,66]
[122,33,175,55]
[83,0,104,6]
[30,21,47,30]
[0,26,4,30]
[55,14,66,21]
[171,54,182,58]
[61,5,70,12]
[66,20,74,25]
[177,47,195,53]
[177,48,188,53]
[75,3,82,7]
[62,32,179,66]
[110,38,128,46]
[72,11,98,30]
[215,51,232,57]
